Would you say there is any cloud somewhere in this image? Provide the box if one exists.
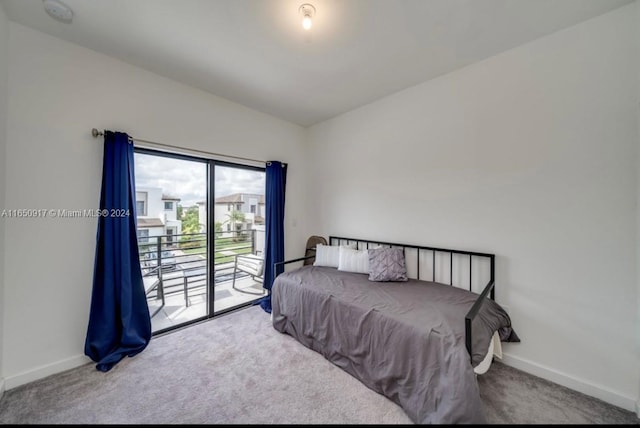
[134,153,265,207]
[215,165,265,198]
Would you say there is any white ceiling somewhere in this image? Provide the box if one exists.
[1,0,633,127]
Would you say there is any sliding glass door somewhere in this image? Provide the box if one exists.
[134,149,265,334]
[212,163,266,315]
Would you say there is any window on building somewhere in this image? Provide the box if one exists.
[250,205,256,214]
[236,203,242,211]
[164,201,173,210]
[137,229,149,243]
[136,191,147,216]
[228,203,232,211]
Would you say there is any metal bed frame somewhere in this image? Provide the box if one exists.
[274,235,496,363]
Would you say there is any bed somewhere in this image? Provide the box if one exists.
[270,236,519,424]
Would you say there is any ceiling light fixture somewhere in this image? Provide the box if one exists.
[299,4,316,31]
[43,0,74,24]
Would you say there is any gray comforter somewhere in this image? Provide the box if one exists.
[271,265,517,424]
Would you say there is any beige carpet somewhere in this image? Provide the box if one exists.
[0,305,637,424]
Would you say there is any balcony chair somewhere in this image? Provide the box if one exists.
[231,253,265,295]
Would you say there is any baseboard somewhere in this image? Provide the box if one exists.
[636,399,640,419]
[4,354,90,390]
[0,377,5,400]
[500,353,638,414]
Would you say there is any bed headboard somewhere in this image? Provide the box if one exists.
[329,236,495,300]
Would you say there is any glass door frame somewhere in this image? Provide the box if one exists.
[210,160,266,316]
[134,148,266,336]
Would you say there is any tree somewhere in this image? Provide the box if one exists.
[181,206,200,234]
[214,221,223,238]
[179,206,203,251]
[225,209,245,240]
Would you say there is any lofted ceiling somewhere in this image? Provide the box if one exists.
[0,0,633,127]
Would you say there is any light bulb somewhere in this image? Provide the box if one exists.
[299,4,315,31]
[302,15,312,30]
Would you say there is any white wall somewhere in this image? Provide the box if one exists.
[164,201,178,223]
[308,3,639,412]
[138,187,164,220]
[2,1,638,415]
[3,22,307,388]
[0,2,9,399]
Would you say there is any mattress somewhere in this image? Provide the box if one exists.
[271,265,518,424]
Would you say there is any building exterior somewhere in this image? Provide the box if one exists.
[198,192,264,236]
[216,193,264,232]
[135,186,182,246]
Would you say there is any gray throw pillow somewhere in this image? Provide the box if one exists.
[368,247,408,282]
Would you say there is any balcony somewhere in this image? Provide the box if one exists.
[140,229,266,333]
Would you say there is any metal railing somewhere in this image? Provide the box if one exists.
[140,229,264,311]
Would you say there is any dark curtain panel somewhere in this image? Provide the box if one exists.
[259,161,288,313]
[84,130,151,372]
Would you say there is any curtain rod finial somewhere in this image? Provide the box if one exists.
[92,128,103,138]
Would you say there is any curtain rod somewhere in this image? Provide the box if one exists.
[91,128,285,167]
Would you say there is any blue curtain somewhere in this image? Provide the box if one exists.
[259,161,287,313]
[84,131,151,372]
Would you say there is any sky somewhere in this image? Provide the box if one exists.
[134,153,265,207]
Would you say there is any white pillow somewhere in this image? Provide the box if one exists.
[313,243,356,268]
[337,246,369,274]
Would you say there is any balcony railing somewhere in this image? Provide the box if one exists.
[139,229,264,317]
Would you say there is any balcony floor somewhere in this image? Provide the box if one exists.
[148,275,265,332]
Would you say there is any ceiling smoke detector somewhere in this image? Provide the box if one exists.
[43,0,74,24]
